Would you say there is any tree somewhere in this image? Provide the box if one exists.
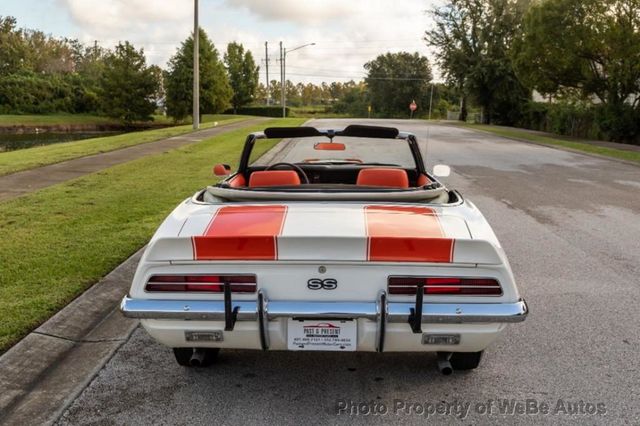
[23,29,75,74]
[512,0,640,140]
[268,79,281,104]
[224,42,259,112]
[99,41,159,122]
[149,65,165,112]
[364,52,432,117]
[425,0,530,124]
[67,40,106,113]
[333,82,369,116]
[0,16,29,75]
[255,82,268,104]
[165,28,232,121]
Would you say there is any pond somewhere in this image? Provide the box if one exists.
[0,131,126,152]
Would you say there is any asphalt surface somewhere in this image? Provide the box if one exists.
[56,119,639,425]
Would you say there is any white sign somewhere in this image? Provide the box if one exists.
[287,319,357,351]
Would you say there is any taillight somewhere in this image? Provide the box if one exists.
[388,277,502,296]
[145,275,256,293]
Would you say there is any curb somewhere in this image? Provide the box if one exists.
[0,249,143,426]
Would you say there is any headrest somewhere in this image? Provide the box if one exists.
[249,170,301,187]
[356,168,409,188]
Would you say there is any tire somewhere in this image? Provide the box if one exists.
[449,351,484,370]
[172,348,220,367]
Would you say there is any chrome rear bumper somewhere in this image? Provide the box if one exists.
[120,294,528,324]
[121,292,527,351]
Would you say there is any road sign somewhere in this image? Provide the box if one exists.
[409,101,417,112]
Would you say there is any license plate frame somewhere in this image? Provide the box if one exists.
[287,319,357,351]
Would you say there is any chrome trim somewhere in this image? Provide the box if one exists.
[387,299,529,323]
[146,283,257,288]
[121,297,528,324]
[267,301,378,320]
[120,298,258,321]
[257,290,269,350]
[389,285,502,289]
[422,334,460,345]
[143,273,257,295]
[375,290,387,352]
[146,273,257,280]
[387,275,504,297]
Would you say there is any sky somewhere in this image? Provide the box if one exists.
[1,0,442,84]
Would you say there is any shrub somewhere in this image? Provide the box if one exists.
[516,101,640,144]
[0,72,100,114]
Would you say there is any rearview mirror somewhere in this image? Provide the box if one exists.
[433,164,451,177]
[213,163,231,176]
[314,142,346,151]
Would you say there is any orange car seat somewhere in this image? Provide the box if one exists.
[249,170,301,187]
[356,168,409,188]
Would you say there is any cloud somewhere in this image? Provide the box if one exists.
[224,0,354,24]
[54,0,441,82]
[62,0,191,33]
[60,0,193,66]
[241,0,441,83]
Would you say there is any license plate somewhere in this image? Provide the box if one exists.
[287,319,357,351]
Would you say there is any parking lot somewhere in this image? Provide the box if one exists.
[57,119,640,425]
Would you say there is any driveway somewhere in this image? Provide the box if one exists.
[57,119,640,425]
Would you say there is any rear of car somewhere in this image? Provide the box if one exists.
[121,198,528,373]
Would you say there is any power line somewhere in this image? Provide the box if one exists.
[261,72,431,81]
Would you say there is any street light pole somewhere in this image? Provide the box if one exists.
[280,42,315,118]
[280,42,285,118]
[193,0,199,130]
[265,41,270,106]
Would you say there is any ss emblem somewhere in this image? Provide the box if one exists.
[307,278,338,290]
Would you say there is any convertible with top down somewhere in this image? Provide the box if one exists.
[120,124,528,374]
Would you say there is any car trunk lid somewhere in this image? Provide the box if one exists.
[144,203,502,265]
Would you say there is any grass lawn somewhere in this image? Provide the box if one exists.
[0,117,305,352]
[0,114,249,176]
[288,105,351,119]
[462,124,640,164]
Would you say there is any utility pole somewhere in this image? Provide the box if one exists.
[279,42,315,118]
[280,42,285,118]
[192,0,200,130]
[264,42,270,106]
[428,83,435,121]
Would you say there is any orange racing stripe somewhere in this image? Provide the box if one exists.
[365,205,454,262]
[193,205,287,260]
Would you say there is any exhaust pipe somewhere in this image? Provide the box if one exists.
[437,352,453,375]
[189,348,207,367]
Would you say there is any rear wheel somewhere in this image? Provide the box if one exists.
[449,351,483,370]
[172,348,220,367]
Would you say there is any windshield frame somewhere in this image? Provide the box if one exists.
[237,126,427,176]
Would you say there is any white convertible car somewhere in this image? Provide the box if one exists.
[121,125,528,374]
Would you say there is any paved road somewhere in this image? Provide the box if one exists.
[0,118,266,202]
[57,119,640,425]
